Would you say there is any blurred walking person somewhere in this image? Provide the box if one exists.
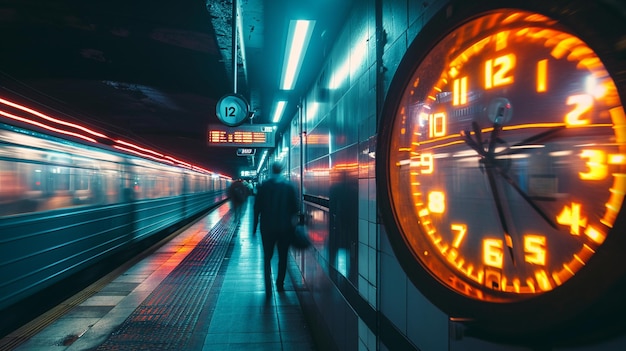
[253,162,298,293]
[228,180,248,221]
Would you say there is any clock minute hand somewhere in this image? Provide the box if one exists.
[494,166,559,229]
[486,120,517,264]
[463,121,515,263]
[484,163,516,265]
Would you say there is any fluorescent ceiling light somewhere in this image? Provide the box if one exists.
[257,150,268,174]
[280,20,315,90]
[236,3,247,83]
[272,100,287,123]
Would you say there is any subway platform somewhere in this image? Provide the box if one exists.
[1,198,317,351]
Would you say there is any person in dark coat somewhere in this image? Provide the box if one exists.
[253,162,299,292]
[228,180,248,221]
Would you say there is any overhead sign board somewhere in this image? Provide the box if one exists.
[240,169,257,178]
[236,148,256,156]
[207,124,275,147]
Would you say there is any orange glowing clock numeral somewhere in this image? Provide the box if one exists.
[418,153,434,174]
[484,53,516,89]
[453,76,468,106]
[565,94,593,126]
[556,202,587,235]
[579,149,608,180]
[451,223,467,248]
[524,235,546,266]
[483,238,504,269]
[428,112,447,137]
[427,191,445,214]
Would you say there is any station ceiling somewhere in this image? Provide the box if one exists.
[0,0,352,178]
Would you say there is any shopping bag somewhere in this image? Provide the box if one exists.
[291,224,312,249]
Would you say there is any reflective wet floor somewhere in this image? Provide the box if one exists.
[6,199,316,351]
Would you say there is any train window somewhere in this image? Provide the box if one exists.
[103,169,120,204]
[132,175,143,199]
[0,161,37,216]
[29,167,43,191]
[188,174,198,193]
[129,166,181,200]
[0,161,23,201]
[50,166,70,192]
[72,168,91,191]
[173,176,183,196]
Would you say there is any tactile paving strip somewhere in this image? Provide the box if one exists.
[96,211,238,350]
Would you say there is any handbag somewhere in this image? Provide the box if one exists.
[291,223,312,249]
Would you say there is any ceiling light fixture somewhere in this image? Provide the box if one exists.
[280,20,315,90]
[272,100,287,123]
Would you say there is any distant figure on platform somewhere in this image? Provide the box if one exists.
[253,162,299,293]
[228,180,248,221]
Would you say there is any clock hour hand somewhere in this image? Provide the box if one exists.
[461,122,489,156]
[461,131,484,156]
[494,166,558,229]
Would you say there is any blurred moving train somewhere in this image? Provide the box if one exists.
[0,109,230,336]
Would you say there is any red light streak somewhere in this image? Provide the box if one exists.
[113,145,175,165]
[0,96,229,178]
[0,97,109,139]
[0,108,99,143]
[115,139,164,157]
[165,155,192,168]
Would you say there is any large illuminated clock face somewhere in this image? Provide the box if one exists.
[378,5,626,335]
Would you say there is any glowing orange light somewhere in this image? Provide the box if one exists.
[526,278,536,293]
[484,54,515,89]
[536,59,548,92]
[483,239,504,269]
[305,134,330,145]
[610,107,626,142]
[333,162,358,171]
[556,202,587,235]
[584,225,606,244]
[453,77,468,106]
[428,112,446,137]
[608,154,626,165]
[579,149,608,180]
[524,235,546,265]
[535,270,552,291]
[495,31,509,51]
[451,224,466,248]
[565,94,593,125]
[427,191,445,213]
[414,153,433,174]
